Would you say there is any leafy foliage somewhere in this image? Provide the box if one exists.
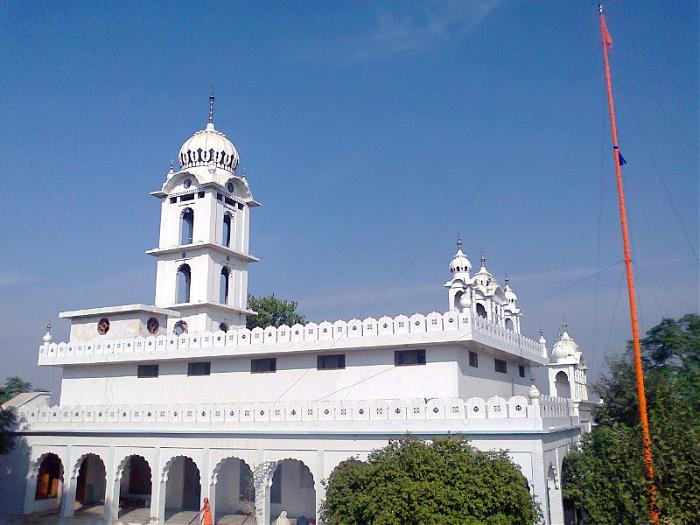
[321,436,541,525]
[0,376,34,455]
[562,314,700,524]
[247,294,305,330]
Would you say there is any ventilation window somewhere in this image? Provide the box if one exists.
[169,197,177,204]
[317,354,346,370]
[237,203,244,210]
[519,365,526,378]
[225,197,236,206]
[251,358,277,374]
[180,193,195,202]
[468,351,479,368]
[197,191,205,198]
[97,318,110,335]
[187,362,211,376]
[495,359,507,374]
[174,320,188,336]
[147,317,160,335]
[138,364,159,378]
[395,349,426,366]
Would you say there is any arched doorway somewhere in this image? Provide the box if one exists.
[74,454,106,518]
[476,303,487,318]
[33,453,64,513]
[164,456,201,522]
[117,455,152,521]
[270,459,316,523]
[213,457,255,522]
[555,371,571,398]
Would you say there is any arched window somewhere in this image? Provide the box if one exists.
[181,208,194,245]
[220,267,230,304]
[555,371,571,398]
[222,213,232,247]
[177,264,191,303]
[476,303,487,318]
[505,318,514,330]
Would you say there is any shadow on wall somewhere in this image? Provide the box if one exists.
[0,435,31,523]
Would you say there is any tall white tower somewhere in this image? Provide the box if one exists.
[147,94,259,334]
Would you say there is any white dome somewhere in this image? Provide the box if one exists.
[449,248,472,275]
[552,330,579,361]
[528,384,541,399]
[504,284,518,302]
[179,122,239,174]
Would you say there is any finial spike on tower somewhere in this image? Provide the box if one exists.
[504,272,509,284]
[456,234,462,250]
[208,87,215,125]
[480,250,486,266]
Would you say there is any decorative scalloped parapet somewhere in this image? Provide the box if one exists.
[14,395,576,431]
[39,311,543,364]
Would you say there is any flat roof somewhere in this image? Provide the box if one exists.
[59,304,181,319]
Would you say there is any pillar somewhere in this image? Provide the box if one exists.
[254,462,276,525]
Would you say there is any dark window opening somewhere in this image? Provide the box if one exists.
[187,362,211,376]
[237,203,244,210]
[217,193,223,201]
[180,208,194,244]
[220,267,230,304]
[495,359,507,374]
[222,214,232,247]
[469,351,479,368]
[395,349,426,366]
[225,197,236,206]
[317,354,345,370]
[251,358,277,373]
[476,303,487,318]
[169,197,177,203]
[35,454,62,500]
[519,365,526,378]
[270,464,282,503]
[180,193,195,202]
[197,191,205,198]
[137,364,159,378]
[176,264,191,303]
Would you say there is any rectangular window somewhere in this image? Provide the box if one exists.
[519,365,526,378]
[468,351,479,368]
[395,349,426,366]
[180,193,195,202]
[317,354,345,370]
[137,364,159,378]
[187,362,211,376]
[237,202,244,210]
[197,191,205,198]
[225,196,236,206]
[169,197,177,203]
[217,193,223,201]
[251,358,277,373]
[495,359,507,374]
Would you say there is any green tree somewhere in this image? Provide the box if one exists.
[562,314,700,524]
[247,294,305,329]
[321,436,541,525]
[0,376,34,455]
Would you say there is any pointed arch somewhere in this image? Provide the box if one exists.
[180,207,194,245]
[176,264,191,303]
[220,266,230,304]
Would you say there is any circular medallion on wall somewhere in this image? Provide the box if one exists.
[184,178,192,188]
[174,320,188,336]
[226,182,235,193]
[147,317,160,335]
[97,318,110,335]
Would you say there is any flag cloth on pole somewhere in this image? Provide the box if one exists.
[601,16,613,47]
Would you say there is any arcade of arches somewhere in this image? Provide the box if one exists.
[27,451,321,523]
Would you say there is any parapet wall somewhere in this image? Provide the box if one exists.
[39,311,547,366]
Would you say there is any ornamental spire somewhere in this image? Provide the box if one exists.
[208,87,215,125]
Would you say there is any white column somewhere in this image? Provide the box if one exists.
[103,447,117,523]
[150,447,163,523]
[254,462,276,525]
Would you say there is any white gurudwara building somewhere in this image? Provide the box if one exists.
[1,97,593,525]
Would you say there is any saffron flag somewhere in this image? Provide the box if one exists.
[601,16,613,47]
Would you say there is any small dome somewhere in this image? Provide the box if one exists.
[528,384,541,399]
[42,324,52,344]
[450,248,472,275]
[504,284,518,303]
[552,329,579,362]
[179,122,239,174]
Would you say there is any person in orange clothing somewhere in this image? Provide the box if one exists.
[200,497,213,525]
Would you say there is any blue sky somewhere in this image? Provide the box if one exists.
[1,1,697,395]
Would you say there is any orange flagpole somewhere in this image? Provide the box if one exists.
[598,5,659,523]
